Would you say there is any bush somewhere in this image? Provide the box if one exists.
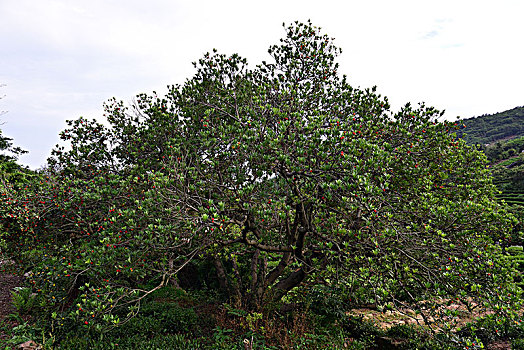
[108,302,199,338]
[513,338,524,350]
[59,333,203,350]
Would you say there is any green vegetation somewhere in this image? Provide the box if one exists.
[459,107,524,243]
[485,136,524,163]
[457,106,524,146]
[504,246,524,289]
[0,89,31,184]
[0,85,33,260]
[2,22,524,349]
[460,104,524,295]
[3,284,524,349]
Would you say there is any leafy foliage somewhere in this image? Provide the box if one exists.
[0,85,33,260]
[460,114,524,248]
[0,21,522,343]
[0,85,28,176]
[484,136,524,163]
[11,286,37,315]
[459,108,524,289]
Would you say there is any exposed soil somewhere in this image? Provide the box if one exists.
[0,273,24,319]
[346,300,518,349]
[487,340,511,349]
[346,299,491,331]
[0,260,25,346]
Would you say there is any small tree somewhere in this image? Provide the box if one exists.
[0,84,28,177]
[0,84,32,261]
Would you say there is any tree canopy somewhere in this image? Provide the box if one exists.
[0,85,29,180]
[1,21,521,333]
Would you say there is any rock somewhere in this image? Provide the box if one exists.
[406,318,418,325]
[18,340,40,350]
[0,259,15,266]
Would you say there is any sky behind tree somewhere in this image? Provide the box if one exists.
[1,0,522,169]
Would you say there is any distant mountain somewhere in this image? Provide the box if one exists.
[457,106,524,163]
[458,106,524,246]
[457,106,524,146]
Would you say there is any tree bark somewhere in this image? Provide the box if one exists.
[265,252,292,287]
[250,249,260,293]
[168,256,180,288]
[255,255,268,304]
[213,257,229,292]
[230,256,243,306]
[249,249,260,306]
[270,267,307,302]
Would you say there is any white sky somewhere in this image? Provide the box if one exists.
[1,0,523,169]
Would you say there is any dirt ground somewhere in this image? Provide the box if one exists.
[346,303,513,349]
[0,261,25,346]
[0,273,23,320]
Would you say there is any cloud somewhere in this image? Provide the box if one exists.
[422,30,440,39]
[1,0,523,169]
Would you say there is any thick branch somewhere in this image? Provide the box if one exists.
[243,237,292,252]
[250,249,260,293]
[271,268,307,302]
[213,257,229,292]
[265,252,292,287]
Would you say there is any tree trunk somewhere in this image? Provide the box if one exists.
[269,267,307,303]
[250,249,260,293]
[230,256,243,306]
[168,256,180,288]
[213,257,229,292]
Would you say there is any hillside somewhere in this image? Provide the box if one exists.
[458,106,524,146]
[459,106,524,248]
[459,105,524,189]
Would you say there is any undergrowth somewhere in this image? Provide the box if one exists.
[3,284,524,350]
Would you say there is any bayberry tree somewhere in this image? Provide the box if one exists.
[157,22,520,314]
[2,21,521,332]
